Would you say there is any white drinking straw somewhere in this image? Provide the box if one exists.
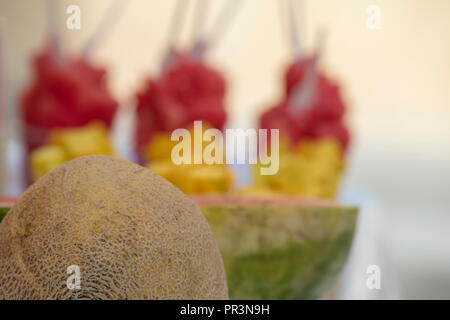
[289,27,328,112]
[160,0,193,73]
[0,20,5,123]
[189,0,247,59]
[202,0,247,53]
[288,0,303,58]
[46,0,63,63]
[278,0,306,58]
[166,0,190,51]
[0,20,6,195]
[276,0,289,46]
[81,0,129,59]
[190,0,210,47]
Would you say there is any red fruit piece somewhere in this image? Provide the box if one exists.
[187,97,227,129]
[135,54,228,152]
[313,120,350,151]
[259,102,296,143]
[157,94,188,131]
[284,56,314,96]
[136,79,164,147]
[21,46,118,131]
[261,56,351,152]
[311,76,345,121]
[161,58,226,106]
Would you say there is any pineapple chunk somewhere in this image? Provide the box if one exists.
[30,145,67,180]
[50,122,114,159]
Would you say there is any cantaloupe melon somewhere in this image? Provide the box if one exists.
[0,156,228,300]
[193,195,357,300]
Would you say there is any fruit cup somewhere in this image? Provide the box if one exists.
[20,47,118,184]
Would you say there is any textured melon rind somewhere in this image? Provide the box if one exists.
[0,156,228,300]
[201,204,357,300]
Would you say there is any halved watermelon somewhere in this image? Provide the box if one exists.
[193,195,358,299]
[0,197,16,222]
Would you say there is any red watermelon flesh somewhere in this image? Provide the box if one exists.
[260,57,350,151]
[135,54,227,154]
[284,56,314,96]
[260,101,305,145]
[21,47,118,152]
[312,120,350,151]
[161,58,226,105]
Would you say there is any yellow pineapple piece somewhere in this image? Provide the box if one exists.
[145,133,178,162]
[298,138,343,170]
[50,122,114,159]
[145,122,233,194]
[30,145,67,180]
[252,137,345,199]
[148,161,234,195]
[145,122,223,163]
[147,160,176,181]
[188,165,234,194]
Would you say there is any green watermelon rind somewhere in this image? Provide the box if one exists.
[0,206,10,223]
[201,204,358,300]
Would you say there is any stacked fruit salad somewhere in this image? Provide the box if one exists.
[21,46,118,182]
[252,54,351,199]
[20,2,126,183]
[21,2,351,199]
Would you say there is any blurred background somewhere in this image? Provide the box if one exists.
[0,0,449,299]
